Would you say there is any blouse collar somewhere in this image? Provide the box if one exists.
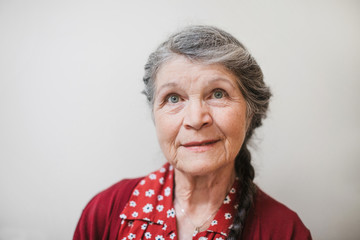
[120,163,239,238]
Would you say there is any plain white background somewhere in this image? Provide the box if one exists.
[0,0,359,239]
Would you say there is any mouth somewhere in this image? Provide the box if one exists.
[181,140,220,148]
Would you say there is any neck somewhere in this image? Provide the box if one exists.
[174,163,236,236]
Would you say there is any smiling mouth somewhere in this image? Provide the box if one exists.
[181,139,219,148]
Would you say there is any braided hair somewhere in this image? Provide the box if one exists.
[143,25,271,239]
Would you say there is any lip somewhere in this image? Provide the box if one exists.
[181,139,220,152]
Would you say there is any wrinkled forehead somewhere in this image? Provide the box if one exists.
[154,55,241,93]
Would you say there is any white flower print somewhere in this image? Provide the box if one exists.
[144,232,152,239]
[162,223,167,230]
[121,238,126,240]
[160,167,166,173]
[221,232,227,236]
[140,179,146,185]
[234,204,239,209]
[170,233,176,239]
[128,233,136,239]
[141,223,147,230]
[128,221,133,227]
[157,219,164,225]
[164,187,171,197]
[133,189,140,196]
[157,195,164,201]
[223,195,231,204]
[131,211,138,217]
[155,235,165,240]
[211,220,218,226]
[225,213,232,219]
[156,205,164,212]
[167,208,175,218]
[145,189,155,197]
[169,165,173,170]
[129,201,136,207]
[159,177,164,185]
[119,214,127,219]
[230,187,236,194]
[216,237,224,240]
[149,173,157,180]
[121,219,124,224]
[143,203,154,213]
[199,237,208,240]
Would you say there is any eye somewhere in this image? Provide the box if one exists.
[213,89,225,99]
[167,94,180,103]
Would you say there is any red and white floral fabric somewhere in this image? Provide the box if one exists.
[117,163,239,240]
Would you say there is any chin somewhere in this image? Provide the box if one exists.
[174,158,228,177]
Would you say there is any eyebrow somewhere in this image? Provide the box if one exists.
[155,82,179,95]
[155,77,238,95]
[207,77,238,89]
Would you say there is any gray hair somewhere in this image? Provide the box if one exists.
[143,25,271,139]
[143,25,272,239]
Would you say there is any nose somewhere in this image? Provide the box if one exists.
[183,99,213,130]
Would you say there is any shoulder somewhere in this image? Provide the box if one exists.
[91,177,144,211]
[243,188,312,240]
[73,177,143,240]
[253,188,300,223]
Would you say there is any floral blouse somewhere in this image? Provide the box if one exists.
[117,163,239,240]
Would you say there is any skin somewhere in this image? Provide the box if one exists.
[153,55,248,240]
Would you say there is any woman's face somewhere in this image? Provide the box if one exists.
[153,56,248,176]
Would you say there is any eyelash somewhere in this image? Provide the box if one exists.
[162,88,228,104]
[164,93,182,104]
[211,88,228,99]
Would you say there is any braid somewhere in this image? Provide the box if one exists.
[141,25,272,239]
[227,142,256,240]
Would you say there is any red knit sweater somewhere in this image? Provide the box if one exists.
[74,177,312,240]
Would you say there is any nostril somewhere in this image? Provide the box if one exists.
[183,100,213,130]
[183,113,212,130]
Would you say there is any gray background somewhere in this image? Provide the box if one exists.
[0,0,359,239]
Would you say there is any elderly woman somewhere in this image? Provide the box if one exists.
[74,26,312,240]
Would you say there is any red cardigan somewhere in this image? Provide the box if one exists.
[74,177,312,240]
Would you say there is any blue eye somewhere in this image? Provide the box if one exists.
[168,94,180,103]
[213,90,224,99]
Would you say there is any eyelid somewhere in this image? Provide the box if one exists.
[211,88,228,97]
[164,93,182,104]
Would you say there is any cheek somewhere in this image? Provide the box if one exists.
[215,109,247,151]
[154,111,181,147]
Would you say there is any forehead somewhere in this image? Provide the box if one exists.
[155,55,239,90]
